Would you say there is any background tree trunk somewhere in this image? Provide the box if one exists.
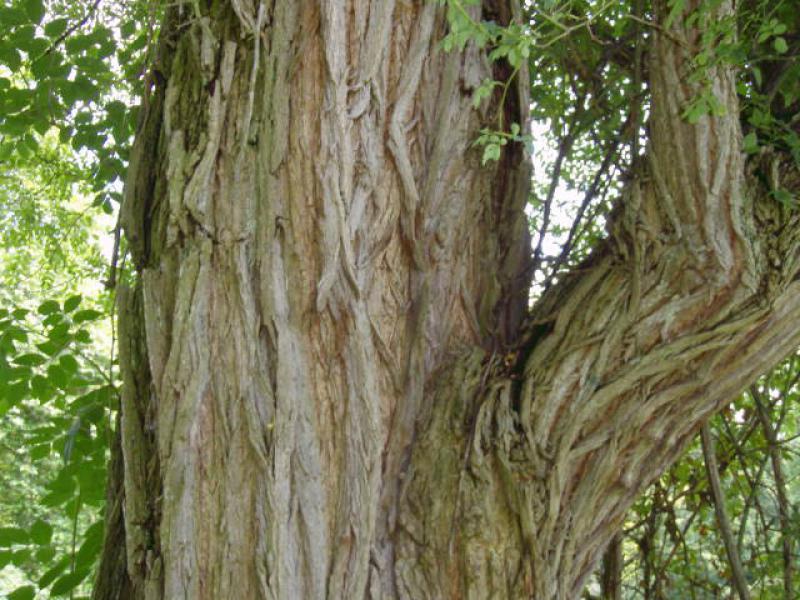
[94,1,800,599]
[601,535,623,600]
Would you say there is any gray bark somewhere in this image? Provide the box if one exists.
[93,0,800,599]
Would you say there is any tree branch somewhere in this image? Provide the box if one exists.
[701,424,751,600]
[751,385,794,600]
[398,1,800,597]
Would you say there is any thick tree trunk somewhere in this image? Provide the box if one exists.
[94,1,800,599]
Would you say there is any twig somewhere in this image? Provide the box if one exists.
[104,217,121,290]
[545,131,621,286]
[531,100,585,275]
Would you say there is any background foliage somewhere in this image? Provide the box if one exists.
[0,0,797,597]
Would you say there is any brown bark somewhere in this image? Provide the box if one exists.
[94,0,800,599]
[600,535,622,600]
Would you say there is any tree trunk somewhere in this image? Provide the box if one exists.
[94,1,800,599]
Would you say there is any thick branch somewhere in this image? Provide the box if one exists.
[396,1,800,597]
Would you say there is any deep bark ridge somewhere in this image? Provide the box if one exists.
[95,1,800,599]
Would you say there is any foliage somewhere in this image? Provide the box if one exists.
[0,294,113,598]
[0,0,155,213]
[0,139,107,298]
[0,0,133,595]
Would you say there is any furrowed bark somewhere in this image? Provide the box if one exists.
[94,0,800,598]
[97,1,530,598]
[395,0,800,597]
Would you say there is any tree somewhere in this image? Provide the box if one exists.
[90,0,800,598]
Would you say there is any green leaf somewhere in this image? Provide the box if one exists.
[38,556,70,587]
[120,19,137,38]
[32,377,55,403]
[75,521,104,568]
[48,322,71,341]
[44,17,70,38]
[684,99,707,124]
[481,143,502,165]
[743,131,759,154]
[64,294,82,312]
[73,309,102,323]
[2,87,33,114]
[4,381,29,407]
[0,527,29,547]
[0,550,12,568]
[11,548,30,566]
[38,299,61,315]
[751,66,762,88]
[48,470,76,494]
[29,519,53,545]
[774,37,788,54]
[4,325,27,342]
[0,45,22,70]
[0,7,28,27]
[59,353,79,373]
[47,363,71,388]
[41,487,73,507]
[50,570,89,596]
[22,0,45,24]
[10,24,36,49]
[43,313,64,327]
[4,365,31,382]
[35,545,56,561]
[65,34,95,54]
[7,585,35,600]
[773,188,794,206]
[37,340,63,356]
[30,442,51,459]
[14,352,47,366]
